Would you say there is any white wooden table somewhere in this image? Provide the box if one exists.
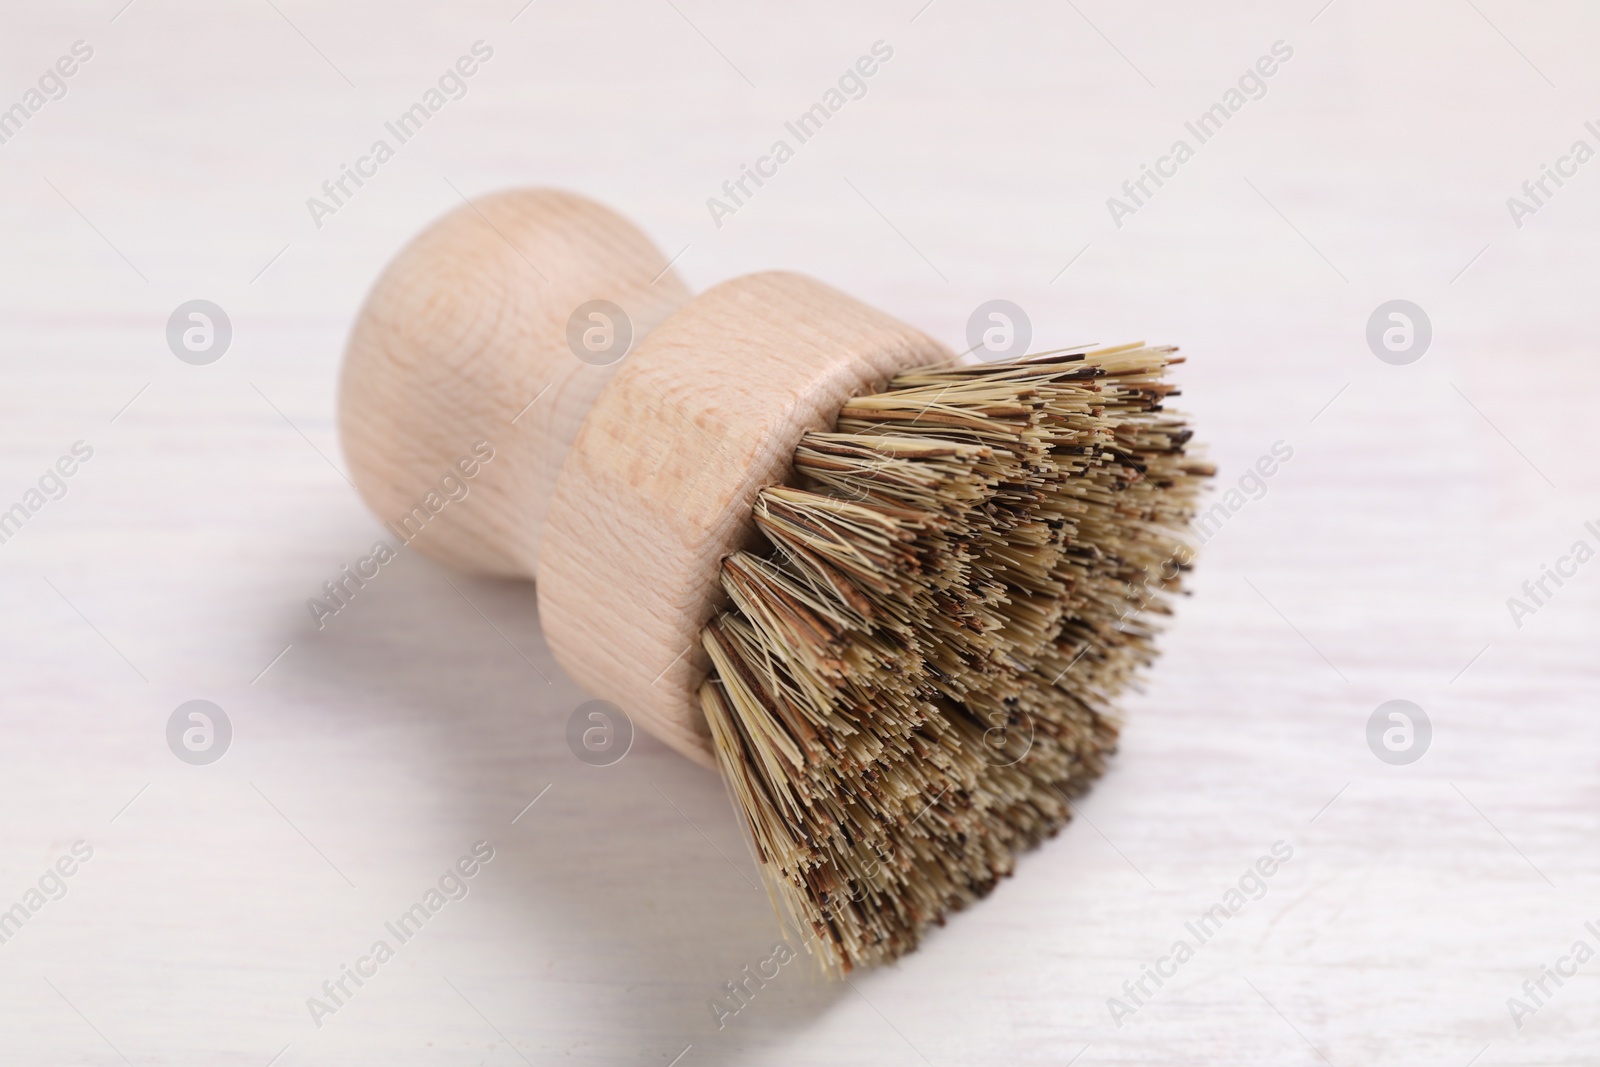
[2,2,1597,1063]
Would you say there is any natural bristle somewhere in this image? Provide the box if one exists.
[697,344,1213,974]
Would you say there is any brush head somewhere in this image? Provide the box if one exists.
[698,345,1211,973]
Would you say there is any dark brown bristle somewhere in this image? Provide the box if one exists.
[697,344,1211,975]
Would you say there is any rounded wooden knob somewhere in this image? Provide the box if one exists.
[339,188,692,579]
[339,189,949,765]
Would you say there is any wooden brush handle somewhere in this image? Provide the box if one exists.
[339,189,691,578]
[340,189,951,765]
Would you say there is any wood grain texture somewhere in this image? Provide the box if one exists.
[339,188,690,578]
[540,271,951,763]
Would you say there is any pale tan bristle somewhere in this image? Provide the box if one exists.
[697,345,1214,975]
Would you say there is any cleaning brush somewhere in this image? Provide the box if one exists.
[338,188,1212,975]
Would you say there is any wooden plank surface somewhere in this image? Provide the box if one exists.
[1,2,1596,1064]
